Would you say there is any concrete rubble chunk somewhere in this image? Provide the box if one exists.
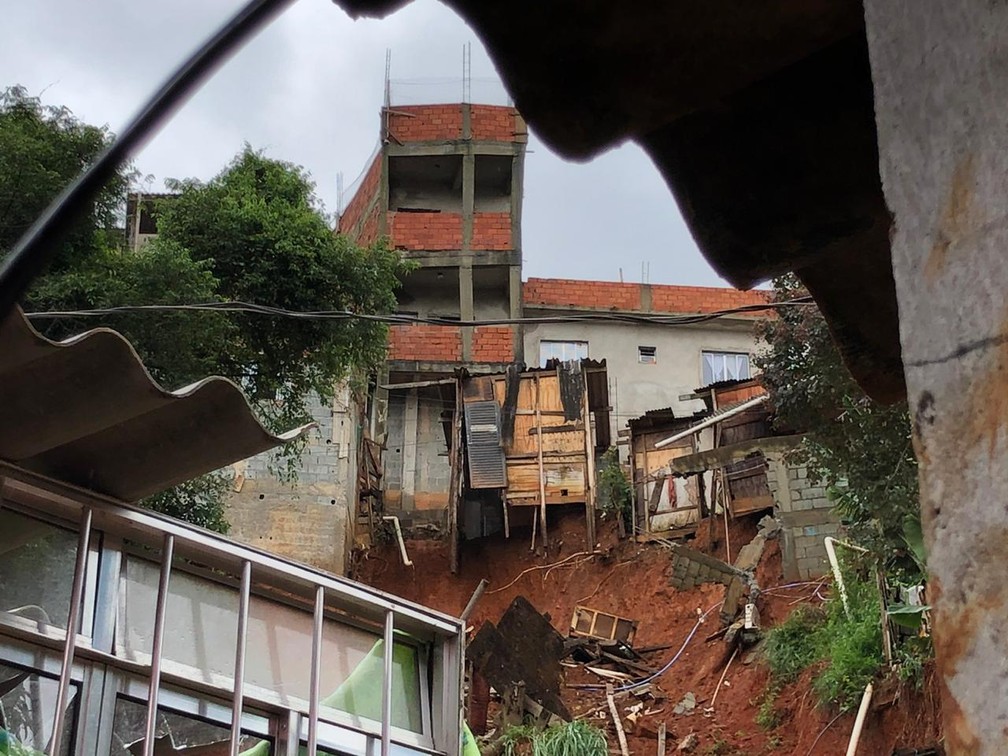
[673,691,697,716]
[677,732,699,752]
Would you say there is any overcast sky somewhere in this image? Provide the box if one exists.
[1,0,738,287]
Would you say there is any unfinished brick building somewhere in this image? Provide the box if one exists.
[338,101,528,527]
[338,97,769,541]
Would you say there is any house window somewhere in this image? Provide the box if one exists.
[539,340,588,367]
[701,351,751,385]
[638,346,657,364]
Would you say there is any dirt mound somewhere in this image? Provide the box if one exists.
[352,510,943,755]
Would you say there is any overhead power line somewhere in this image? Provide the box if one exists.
[23,296,814,328]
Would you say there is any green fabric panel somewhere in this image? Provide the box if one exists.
[320,640,421,732]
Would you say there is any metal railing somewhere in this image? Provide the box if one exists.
[0,462,464,756]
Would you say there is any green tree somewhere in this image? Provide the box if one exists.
[754,275,921,578]
[4,90,406,532]
[0,86,126,270]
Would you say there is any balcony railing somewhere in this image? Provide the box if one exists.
[0,462,463,756]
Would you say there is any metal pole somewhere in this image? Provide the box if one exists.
[48,507,92,756]
[381,609,395,756]
[307,585,324,755]
[229,560,252,756]
[459,580,488,623]
[143,533,175,756]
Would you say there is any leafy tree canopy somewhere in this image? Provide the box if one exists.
[0,86,126,270]
[755,275,922,579]
[4,87,407,531]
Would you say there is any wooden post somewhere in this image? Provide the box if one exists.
[582,371,598,547]
[606,684,630,756]
[535,374,547,549]
[641,433,651,534]
[657,722,667,756]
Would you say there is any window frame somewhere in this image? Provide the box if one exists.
[637,346,657,365]
[700,350,752,386]
[538,340,588,367]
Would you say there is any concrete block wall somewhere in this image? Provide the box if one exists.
[226,389,357,575]
[382,392,451,531]
[667,543,740,590]
[767,455,844,580]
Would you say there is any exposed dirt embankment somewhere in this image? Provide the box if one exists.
[352,510,942,755]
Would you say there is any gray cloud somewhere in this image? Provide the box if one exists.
[1,0,741,288]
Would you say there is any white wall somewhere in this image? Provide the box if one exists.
[524,317,762,445]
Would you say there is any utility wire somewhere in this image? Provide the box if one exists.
[23,296,813,328]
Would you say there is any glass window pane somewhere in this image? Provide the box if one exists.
[539,341,587,368]
[0,661,77,755]
[118,557,418,729]
[110,696,271,755]
[701,351,750,386]
[0,510,79,632]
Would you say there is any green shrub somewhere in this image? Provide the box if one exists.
[498,720,608,756]
[763,561,885,712]
[764,606,826,682]
[596,447,632,527]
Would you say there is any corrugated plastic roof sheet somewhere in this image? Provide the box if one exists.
[0,307,310,502]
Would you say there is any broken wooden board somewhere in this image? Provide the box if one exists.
[570,605,637,645]
[467,595,571,719]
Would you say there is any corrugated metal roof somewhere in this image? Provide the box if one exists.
[0,307,311,502]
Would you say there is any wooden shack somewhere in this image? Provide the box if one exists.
[627,409,709,538]
[453,360,609,559]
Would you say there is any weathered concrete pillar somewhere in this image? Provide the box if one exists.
[864,4,1008,751]
[402,389,419,510]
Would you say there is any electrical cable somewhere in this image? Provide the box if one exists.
[22,296,813,327]
[0,0,297,320]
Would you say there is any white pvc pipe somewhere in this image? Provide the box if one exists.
[383,515,414,567]
[845,682,874,755]
[824,536,868,619]
[654,395,768,449]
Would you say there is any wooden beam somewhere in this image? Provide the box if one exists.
[380,378,457,391]
[527,423,582,436]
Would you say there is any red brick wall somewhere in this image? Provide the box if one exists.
[357,203,381,246]
[650,285,769,315]
[523,278,641,311]
[472,212,512,250]
[387,105,463,142]
[523,278,769,315]
[388,324,462,362]
[472,326,515,363]
[470,105,519,141]
[389,211,463,250]
[337,154,382,241]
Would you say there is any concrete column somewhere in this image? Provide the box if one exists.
[509,264,523,364]
[462,152,475,250]
[510,148,525,252]
[460,261,474,361]
[402,389,419,510]
[864,4,1008,751]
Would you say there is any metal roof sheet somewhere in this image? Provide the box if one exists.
[0,307,310,502]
